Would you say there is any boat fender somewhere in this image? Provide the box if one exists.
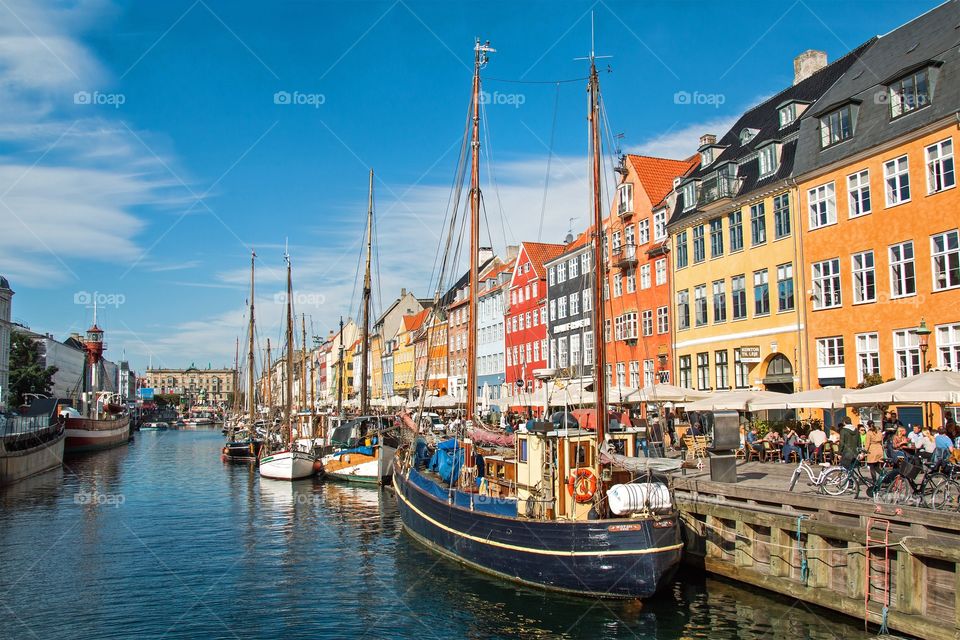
[567,468,597,503]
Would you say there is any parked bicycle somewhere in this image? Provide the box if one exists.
[821,450,898,501]
[788,458,845,495]
[873,454,960,510]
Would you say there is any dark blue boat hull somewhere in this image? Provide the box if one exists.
[392,467,682,598]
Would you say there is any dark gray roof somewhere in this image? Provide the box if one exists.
[794,0,960,175]
[669,38,876,227]
[0,275,9,290]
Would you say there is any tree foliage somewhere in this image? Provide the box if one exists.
[9,333,58,406]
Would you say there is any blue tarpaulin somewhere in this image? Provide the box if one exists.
[429,439,463,484]
[331,446,374,458]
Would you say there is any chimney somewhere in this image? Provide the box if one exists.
[505,244,520,261]
[698,133,717,148]
[794,50,828,85]
[400,287,407,298]
[479,246,494,264]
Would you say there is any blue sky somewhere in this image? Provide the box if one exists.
[0,0,939,372]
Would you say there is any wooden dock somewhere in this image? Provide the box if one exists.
[670,460,960,640]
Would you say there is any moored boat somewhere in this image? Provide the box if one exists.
[321,415,397,484]
[259,449,316,480]
[63,408,131,452]
[141,422,169,431]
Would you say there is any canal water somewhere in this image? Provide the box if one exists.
[0,429,872,639]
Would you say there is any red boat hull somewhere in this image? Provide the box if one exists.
[64,415,131,453]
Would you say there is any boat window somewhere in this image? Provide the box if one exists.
[610,439,627,455]
[518,439,528,462]
[569,442,591,467]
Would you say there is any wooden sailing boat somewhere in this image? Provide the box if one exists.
[259,251,318,480]
[322,169,399,484]
[391,38,682,598]
[222,251,265,462]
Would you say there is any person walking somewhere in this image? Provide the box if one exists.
[839,419,861,468]
[864,422,885,482]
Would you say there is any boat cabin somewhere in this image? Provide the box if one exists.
[329,415,396,449]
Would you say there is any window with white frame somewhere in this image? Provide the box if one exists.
[777,263,794,312]
[532,281,538,298]
[773,193,791,239]
[731,275,747,320]
[533,340,540,362]
[629,361,640,388]
[640,264,651,289]
[820,105,853,148]
[584,331,594,366]
[611,230,622,252]
[624,312,638,340]
[710,218,724,257]
[569,257,579,279]
[655,258,667,285]
[937,323,960,371]
[549,299,556,321]
[678,355,692,389]
[855,332,880,383]
[581,252,590,274]
[626,269,636,294]
[779,103,796,128]
[616,362,626,387]
[696,352,710,390]
[808,182,836,229]
[657,306,669,334]
[557,296,567,319]
[712,279,726,323]
[654,209,667,241]
[643,359,655,387]
[604,364,613,389]
[558,338,568,368]
[582,289,592,312]
[569,334,580,370]
[890,68,930,118]
[677,290,690,330]
[547,268,554,287]
[932,229,960,290]
[694,284,708,326]
[557,261,567,283]
[638,219,650,245]
[569,292,580,316]
[817,336,845,367]
[715,350,729,389]
[624,225,635,249]
[889,241,916,298]
[893,329,921,378]
[681,182,696,211]
[549,340,556,367]
[613,274,623,297]
[884,155,910,206]
[642,309,653,336]
[693,225,706,262]
[618,182,634,215]
[812,258,842,309]
[847,169,871,218]
[758,144,778,177]
[852,250,876,304]
[733,349,749,388]
[927,139,955,194]
[754,269,770,315]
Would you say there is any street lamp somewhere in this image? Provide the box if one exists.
[912,317,933,427]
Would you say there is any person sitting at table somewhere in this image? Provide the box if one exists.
[745,427,763,454]
[891,426,911,460]
[806,424,827,462]
[907,424,924,449]
[932,427,956,472]
[781,427,803,463]
[918,428,937,460]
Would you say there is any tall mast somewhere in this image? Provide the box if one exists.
[467,38,494,424]
[309,320,316,436]
[588,56,608,448]
[336,316,345,416]
[265,339,272,408]
[360,169,374,415]
[285,252,294,446]
[301,313,308,414]
[233,336,239,414]
[247,251,257,424]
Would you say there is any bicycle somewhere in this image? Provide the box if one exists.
[821,451,898,501]
[788,458,845,495]
[875,455,960,510]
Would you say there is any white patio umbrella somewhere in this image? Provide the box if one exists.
[684,389,787,412]
[841,370,960,405]
[749,386,848,410]
[635,384,712,404]
[385,395,407,407]
[423,395,459,409]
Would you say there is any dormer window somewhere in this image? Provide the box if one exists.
[739,128,758,145]
[681,181,698,211]
[779,104,796,128]
[700,148,714,166]
[890,68,930,118]
[758,144,779,177]
[820,105,854,148]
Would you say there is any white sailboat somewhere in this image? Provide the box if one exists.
[259,251,318,481]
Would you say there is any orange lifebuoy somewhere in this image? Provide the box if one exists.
[567,468,597,503]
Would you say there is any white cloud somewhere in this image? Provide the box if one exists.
[629,116,739,159]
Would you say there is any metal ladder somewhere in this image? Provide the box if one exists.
[864,517,892,630]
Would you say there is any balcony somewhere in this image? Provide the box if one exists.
[697,173,741,213]
[612,242,638,269]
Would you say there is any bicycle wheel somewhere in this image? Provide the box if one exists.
[875,474,908,505]
[929,478,960,511]
[922,473,947,509]
[820,468,850,496]
[789,466,802,492]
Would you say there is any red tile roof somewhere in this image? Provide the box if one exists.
[520,242,568,278]
[402,308,430,332]
[627,154,700,206]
